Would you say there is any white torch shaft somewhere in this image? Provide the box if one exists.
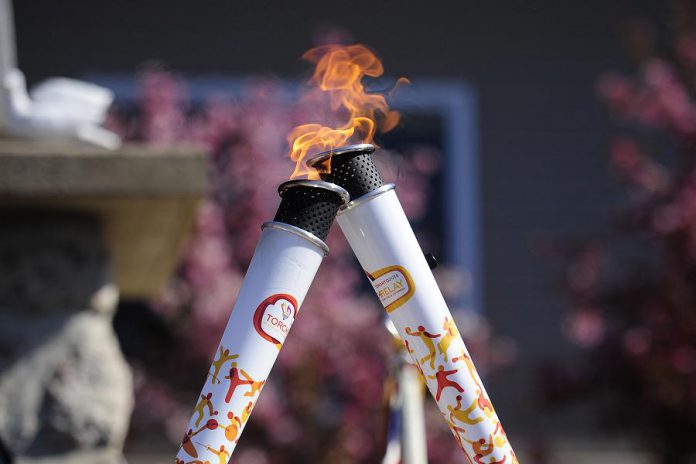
[338,187,517,463]
[176,224,324,464]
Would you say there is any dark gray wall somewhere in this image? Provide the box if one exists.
[12,0,662,440]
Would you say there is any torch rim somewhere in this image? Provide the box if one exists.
[305,143,376,169]
[277,179,350,205]
[338,183,395,214]
[262,221,330,256]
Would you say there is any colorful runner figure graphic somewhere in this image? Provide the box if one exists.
[224,363,254,403]
[405,325,441,369]
[449,395,484,425]
[193,392,218,427]
[428,365,465,401]
[210,347,239,384]
[437,317,460,362]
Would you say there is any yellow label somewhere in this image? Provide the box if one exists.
[366,265,415,313]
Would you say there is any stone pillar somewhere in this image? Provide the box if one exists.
[0,211,132,464]
[0,139,206,463]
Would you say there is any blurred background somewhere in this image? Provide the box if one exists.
[2,0,696,463]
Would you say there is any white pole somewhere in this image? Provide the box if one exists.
[337,186,518,463]
[400,359,428,464]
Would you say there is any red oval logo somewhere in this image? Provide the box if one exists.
[253,294,298,347]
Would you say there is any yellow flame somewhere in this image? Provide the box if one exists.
[288,44,405,179]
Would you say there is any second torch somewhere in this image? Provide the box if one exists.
[309,144,518,463]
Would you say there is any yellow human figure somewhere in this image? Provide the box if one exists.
[454,351,483,391]
[405,325,440,369]
[448,394,484,425]
[437,317,460,362]
[204,444,230,464]
[193,392,216,427]
[210,347,239,384]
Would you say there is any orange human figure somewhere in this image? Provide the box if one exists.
[243,377,265,398]
[222,412,242,443]
[476,388,495,418]
[241,400,253,425]
[405,325,440,369]
[193,392,218,427]
[224,363,254,403]
[448,395,483,425]
[210,347,239,384]
[428,365,465,401]
[462,435,495,458]
[204,444,230,464]
[437,317,460,362]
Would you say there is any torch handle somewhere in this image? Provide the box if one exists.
[175,225,324,464]
[337,188,518,463]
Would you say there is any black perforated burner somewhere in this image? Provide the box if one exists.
[274,180,349,241]
[306,144,383,199]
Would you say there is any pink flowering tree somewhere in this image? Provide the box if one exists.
[544,9,696,464]
[109,67,507,463]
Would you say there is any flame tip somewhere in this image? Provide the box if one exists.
[287,43,403,179]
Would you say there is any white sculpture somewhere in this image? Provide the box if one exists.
[0,0,121,149]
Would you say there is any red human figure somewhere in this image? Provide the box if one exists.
[224,363,254,403]
[405,325,441,369]
[428,365,465,401]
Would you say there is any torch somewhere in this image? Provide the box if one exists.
[175,179,349,463]
[308,144,518,463]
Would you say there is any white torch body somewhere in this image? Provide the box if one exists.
[338,186,517,463]
[175,224,324,463]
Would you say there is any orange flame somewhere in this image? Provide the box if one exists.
[288,44,405,179]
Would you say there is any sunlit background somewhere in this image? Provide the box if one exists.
[3,1,696,463]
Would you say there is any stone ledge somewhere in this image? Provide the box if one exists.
[0,138,207,298]
[0,138,206,196]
